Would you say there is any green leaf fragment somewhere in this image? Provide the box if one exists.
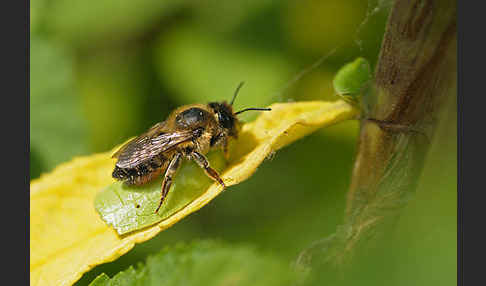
[332,57,372,105]
[89,240,298,286]
[95,151,226,235]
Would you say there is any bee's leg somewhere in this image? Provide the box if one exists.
[155,153,182,213]
[222,138,230,160]
[191,151,226,188]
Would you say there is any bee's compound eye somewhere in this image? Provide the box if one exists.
[176,107,208,128]
[208,102,235,130]
[218,111,233,129]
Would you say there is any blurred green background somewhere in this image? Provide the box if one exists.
[30,0,456,285]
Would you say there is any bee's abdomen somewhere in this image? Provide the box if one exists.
[112,165,129,180]
[112,155,168,185]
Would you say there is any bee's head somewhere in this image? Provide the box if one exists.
[209,82,271,138]
[208,101,239,137]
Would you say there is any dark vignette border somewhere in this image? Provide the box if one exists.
[0,0,30,283]
[2,0,30,284]
[458,1,484,286]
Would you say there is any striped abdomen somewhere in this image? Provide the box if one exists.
[112,154,169,185]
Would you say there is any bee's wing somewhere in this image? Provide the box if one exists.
[113,125,195,169]
[111,121,166,159]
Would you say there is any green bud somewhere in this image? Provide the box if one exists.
[333,57,372,105]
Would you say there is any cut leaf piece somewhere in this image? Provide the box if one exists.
[30,100,357,286]
[95,152,226,235]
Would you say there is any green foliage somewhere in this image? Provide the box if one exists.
[30,36,88,174]
[95,151,226,234]
[154,26,292,120]
[45,0,188,46]
[76,52,151,152]
[89,240,298,286]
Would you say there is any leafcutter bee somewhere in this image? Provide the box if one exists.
[111,82,271,213]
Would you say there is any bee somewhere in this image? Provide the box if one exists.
[111,82,271,213]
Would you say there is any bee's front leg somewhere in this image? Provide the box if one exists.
[222,138,230,160]
[190,151,226,188]
[155,153,182,213]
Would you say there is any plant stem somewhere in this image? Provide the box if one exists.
[297,0,456,271]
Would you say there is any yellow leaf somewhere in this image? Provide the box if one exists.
[30,100,357,286]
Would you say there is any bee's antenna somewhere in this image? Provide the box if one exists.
[234,107,272,115]
[230,81,245,106]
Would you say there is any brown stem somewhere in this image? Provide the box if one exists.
[297,0,456,271]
